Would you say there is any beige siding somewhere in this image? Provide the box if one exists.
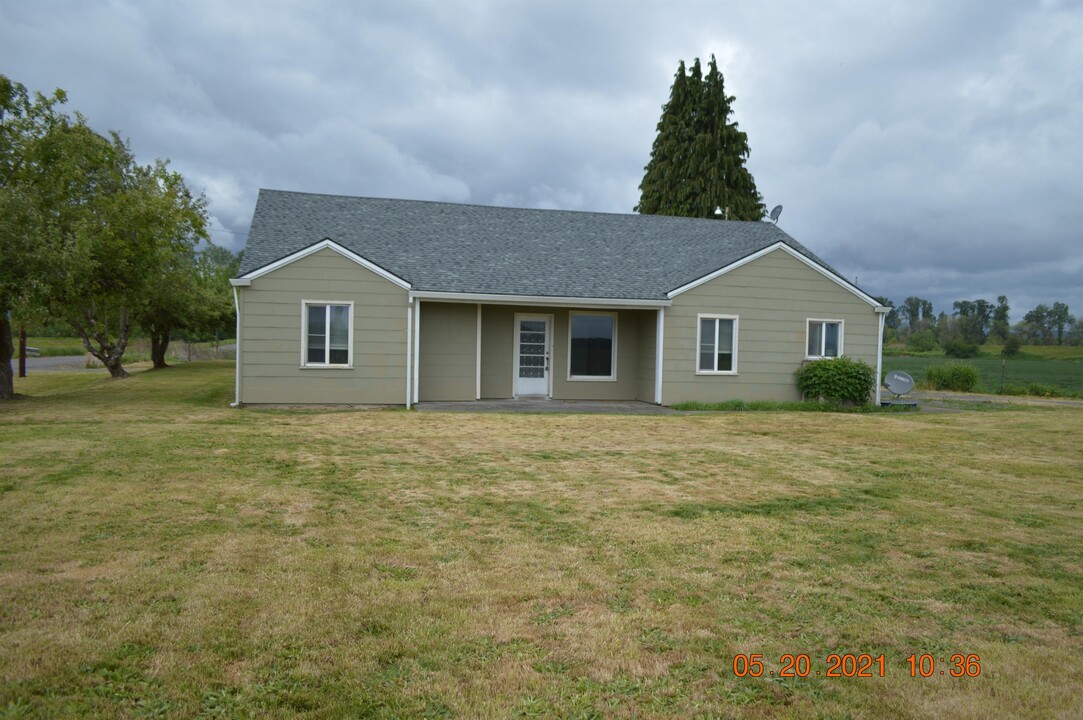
[480,305,515,399]
[239,248,408,404]
[418,302,478,401]
[636,310,658,403]
[663,248,880,404]
[479,306,644,400]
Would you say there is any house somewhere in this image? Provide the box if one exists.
[230,190,889,407]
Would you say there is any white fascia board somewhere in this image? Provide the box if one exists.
[238,239,411,290]
[229,278,251,287]
[409,290,670,309]
[666,242,882,308]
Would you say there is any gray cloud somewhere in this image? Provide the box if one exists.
[3,0,1080,321]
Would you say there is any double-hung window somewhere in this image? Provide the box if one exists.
[303,301,352,367]
[806,319,842,358]
[568,312,616,380]
[697,314,738,374]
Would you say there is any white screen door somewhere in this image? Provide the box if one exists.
[515,315,550,397]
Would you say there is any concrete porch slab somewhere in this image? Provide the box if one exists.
[415,399,679,414]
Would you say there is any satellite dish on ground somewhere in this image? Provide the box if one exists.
[769,205,783,223]
[885,371,914,396]
[883,370,917,408]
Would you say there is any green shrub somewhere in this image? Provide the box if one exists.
[906,329,939,352]
[795,357,876,405]
[1001,335,1022,357]
[943,339,979,358]
[1026,382,1057,397]
[923,362,979,392]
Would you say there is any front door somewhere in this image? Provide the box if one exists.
[514,314,550,397]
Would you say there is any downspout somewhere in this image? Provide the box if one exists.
[231,286,241,407]
[654,307,665,405]
[875,308,887,406]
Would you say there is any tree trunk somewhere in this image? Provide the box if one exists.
[0,310,14,400]
[80,307,132,379]
[150,329,170,369]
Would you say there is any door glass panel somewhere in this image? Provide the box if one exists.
[518,319,547,380]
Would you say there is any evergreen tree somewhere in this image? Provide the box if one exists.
[636,56,764,220]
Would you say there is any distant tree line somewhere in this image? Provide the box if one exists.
[1,74,237,399]
[875,293,1080,356]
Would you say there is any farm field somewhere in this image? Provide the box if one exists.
[2,363,1082,718]
[883,354,1083,396]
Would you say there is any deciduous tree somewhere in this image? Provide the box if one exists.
[1049,302,1074,345]
[0,75,68,399]
[990,295,1010,343]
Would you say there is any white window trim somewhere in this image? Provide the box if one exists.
[806,318,844,359]
[695,313,739,375]
[567,310,618,382]
[300,300,354,369]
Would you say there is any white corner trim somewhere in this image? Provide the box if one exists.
[875,311,885,406]
[405,300,413,409]
[654,307,664,405]
[667,242,882,308]
[409,290,669,309]
[412,299,421,404]
[239,239,411,290]
[231,286,241,407]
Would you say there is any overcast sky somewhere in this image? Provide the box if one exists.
[3,0,1081,321]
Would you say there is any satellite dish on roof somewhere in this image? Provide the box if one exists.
[769,205,783,223]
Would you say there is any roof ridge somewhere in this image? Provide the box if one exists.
[256,188,771,226]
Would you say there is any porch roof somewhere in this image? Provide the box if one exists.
[239,189,841,301]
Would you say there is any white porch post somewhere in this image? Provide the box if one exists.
[875,309,886,406]
[654,307,665,405]
[476,304,482,400]
[413,299,421,404]
[405,297,413,408]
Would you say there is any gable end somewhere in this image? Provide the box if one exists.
[666,242,881,308]
[235,238,411,290]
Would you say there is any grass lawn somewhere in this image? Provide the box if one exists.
[2,363,1082,718]
[883,354,1083,396]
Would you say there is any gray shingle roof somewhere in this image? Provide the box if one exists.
[239,189,843,300]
